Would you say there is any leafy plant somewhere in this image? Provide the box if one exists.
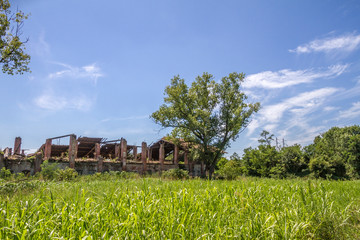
[217,160,241,180]
[40,160,59,180]
[56,168,78,181]
[0,167,11,180]
[162,168,189,180]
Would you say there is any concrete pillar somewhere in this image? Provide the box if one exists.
[115,144,120,161]
[44,139,52,160]
[14,137,21,155]
[121,139,127,171]
[0,152,4,169]
[133,146,137,160]
[173,145,179,167]
[95,143,100,159]
[141,142,147,173]
[159,142,165,171]
[34,152,42,174]
[69,135,77,169]
[97,157,103,172]
[94,143,103,172]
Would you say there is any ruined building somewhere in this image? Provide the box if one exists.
[0,135,205,176]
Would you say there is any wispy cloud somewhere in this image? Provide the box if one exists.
[290,33,360,54]
[48,63,103,84]
[34,92,93,111]
[244,64,347,89]
[101,115,149,122]
[30,31,51,57]
[248,87,340,142]
[260,87,339,123]
[323,106,339,112]
[337,102,360,120]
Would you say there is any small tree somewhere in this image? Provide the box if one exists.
[258,130,274,146]
[1,0,30,75]
[151,72,260,178]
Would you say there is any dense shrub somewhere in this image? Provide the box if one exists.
[217,160,241,180]
[40,160,59,180]
[56,168,78,181]
[0,167,12,180]
[162,168,189,180]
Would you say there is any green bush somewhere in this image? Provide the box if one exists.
[217,160,241,180]
[40,160,59,180]
[162,168,189,180]
[0,167,12,180]
[56,168,78,181]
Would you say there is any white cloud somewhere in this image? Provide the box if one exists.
[323,106,338,112]
[31,31,51,57]
[290,33,360,54]
[101,115,149,122]
[246,88,340,141]
[264,87,339,122]
[34,93,92,111]
[338,102,360,120]
[246,119,259,136]
[244,64,347,89]
[49,63,103,84]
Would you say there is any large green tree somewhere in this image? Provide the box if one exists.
[0,0,30,75]
[151,72,260,178]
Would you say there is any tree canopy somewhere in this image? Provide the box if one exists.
[0,0,30,75]
[151,72,260,178]
[217,125,360,180]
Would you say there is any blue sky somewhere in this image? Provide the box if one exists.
[1,0,360,156]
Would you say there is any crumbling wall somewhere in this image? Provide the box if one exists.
[4,158,203,176]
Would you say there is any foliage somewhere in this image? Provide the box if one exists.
[162,168,189,180]
[242,144,281,177]
[151,72,260,178]
[0,178,360,238]
[216,157,228,170]
[40,160,60,180]
[0,167,11,179]
[236,126,360,180]
[279,144,307,176]
[309,125,360,179]
[258,130,274,146]
[0,0,30,75]
[56,168,78,181]
[217,159,242,180]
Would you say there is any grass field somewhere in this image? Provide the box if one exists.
[1,177,360,239]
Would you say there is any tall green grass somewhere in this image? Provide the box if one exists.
[1,178,360,239]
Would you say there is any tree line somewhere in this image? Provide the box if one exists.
[217,125,360,180]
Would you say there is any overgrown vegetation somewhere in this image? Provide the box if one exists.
[0,124,359,238]
[0,178,360,239]
[162,168,189,180]
[217,125,360,180]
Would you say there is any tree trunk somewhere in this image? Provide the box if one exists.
[209,165,215,180]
